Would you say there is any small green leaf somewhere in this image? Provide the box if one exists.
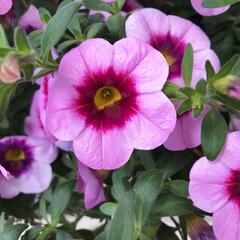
[106,13,125,37]
[213,92,240,111]
[0,24,9,48]
[87,23,104,39]
[139,150,156,170]
[201,109,227,160]
[41,2,81,57]
[100,202,118,216]
[28,30,43,49]
[84,0,114,13]
[165,180,189,198]
[203,0,238,8]
[0,224,28,240]
[177,99,192,115]
[117,0,126,10]
[39,8,51,24]
[182,44,194,87]
[56,230,73,240]
[14,28,32,53]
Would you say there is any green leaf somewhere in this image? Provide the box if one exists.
[28,30,43,49]
[51,180,75,221]
[0,224,28,240]
[68,13,82,40]
[182,44,194,87]
[106,13,125,37]
[87,23,104,39]
[0,82,17,122]
[139,150,156,170]
[39,8,51,24]
[157,223,180,240]
[165,180,189,198]
[201,109,227,160]
[107,191,137,240]
[56,230,73,240]
[117,0,126,10]
[14,28,32,53]
[100,202,118,216]
[57,39,80,53]
[84,0,114,13]
[153,193,194,217]
[0,24,9,48]
[23,227,42,240]
[133,170,163,226]
[41,2,81,57]
[177,99,192,115]
[203,0,238,8]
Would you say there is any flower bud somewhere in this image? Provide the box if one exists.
[185,215,217,240]
[0,55,20,83]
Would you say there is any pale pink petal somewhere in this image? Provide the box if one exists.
[74,127,134,170]
[0,176,20,198]
[113,38,169,93]
[191,0,230,16]
[77,162,105,209]
[213,201,240,240]
[0,165,12,179]
[0,0,12,15]
[189,157,231,212]
[125,91,176,150]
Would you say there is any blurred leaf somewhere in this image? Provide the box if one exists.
[56,230,73,240]
[182,44,194,86]
[39,7,51,24]
[14,28,32,53]
[153,193,194,217]
[133,170,163,225]
[51,179,75,221]
[213,92,240,111]
[0,224,28,240]
[41,2,81,57]
[139,150,156,170]
[117,0,126,10]
[157,223,179,240]
[165,180,189,198]
[23,227,42,240]
[201,109,227,160]
[177,99,192,115]
[100,202,118,216]
[203,0,238,7]
[0,24,9,48]
[68,13,82,40]
[106,13,125,37]
[87,23,104,39]
[57,39,80,53]
[28,30,43,49]
[84,0,114,13]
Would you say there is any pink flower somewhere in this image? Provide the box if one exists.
[0,0,12,15]
[46,38,176,170]
[77,161,105,209]
[164,108,209,151]
[230,116,240,131]
[189,131,240,240]
[0,136,54,198]
[125,8,220,87]
[18,5,44,33]
[25,75,72,151]
[191,0,230,16]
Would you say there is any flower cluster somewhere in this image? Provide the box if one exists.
[0,0,239,239]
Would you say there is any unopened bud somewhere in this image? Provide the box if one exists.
[0,55,21,83]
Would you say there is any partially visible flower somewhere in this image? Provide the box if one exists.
[185,215,217,240]
[164,108,209,151]
[230,115,240,131]
[25,75,72,151]
[18,5,44,33]
[189,131,240,240]
[125,8,220,87]
[0,0,12,15]
[191,0,230,17]
[0,136,54,198]
[46,38,176,170]
[0,55,20,84]
[77,161,105,209]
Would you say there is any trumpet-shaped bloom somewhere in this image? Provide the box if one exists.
[164,109,209,151]
[46,38,176,169]
[125,8,220,87]
[0,136,53,198]
[189,131,240,240]
[18,5,44,32]
[25,75,72,151]
[77,162,105,209]
[0,0,12,15]
[191,0,229,16]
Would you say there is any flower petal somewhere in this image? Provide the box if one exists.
[0,0,12,15]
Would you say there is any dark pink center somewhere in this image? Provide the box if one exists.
[227,170,240,205]
[73,67,138,132]
[150,34,186,81]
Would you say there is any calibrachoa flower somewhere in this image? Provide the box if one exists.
[125,8,220,87]
[189,131,240,240]
[0,136,54,198]
[77,161,105,209]
[164,108,209,151]
[0,0,12,15]
[46,38,176,169]
[25,75,72,151]
[18,5,44,33]
[191,0,230,16]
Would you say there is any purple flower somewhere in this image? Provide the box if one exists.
[0,136,54,198]
[46,38,176,169]
[0,0,12,15]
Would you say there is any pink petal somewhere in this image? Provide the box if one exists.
[0,165,12,179]
[125,91,176,150]
[213,201,240,240]
[191,0,230,16]
[73,127,134,170]
[0,0,12,15]
[0,176,20,198]
[113,38,169,93]
[189,157,231,212]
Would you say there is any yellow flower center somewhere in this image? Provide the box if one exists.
[94,86,122,110]
[162,51,175,66]
[5,149,26,162]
